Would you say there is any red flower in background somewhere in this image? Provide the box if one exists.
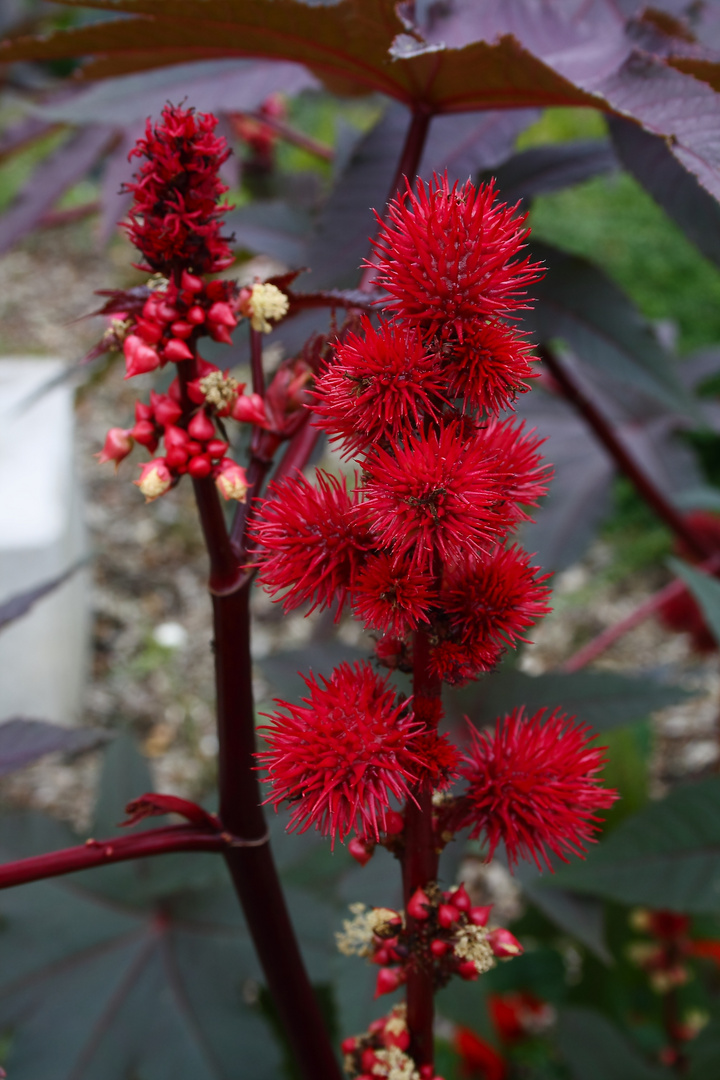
[456,707,617,870]
[123,103,234,275]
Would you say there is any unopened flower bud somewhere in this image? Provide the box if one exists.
[181,269,203,293]
[215,458,249,502]
[469,905,493,927]
[208,301,238,328]
[124,335,161,378]
[438,904,460,929]
[457,959,480,981]
[407,888,431,921]
[431,939,450,958]
[207,438,229,459]
[164,338,194,362]
[135,458,172,502]
[340,1036,357,1055]
[151,394,182,428]
[348,837,374,866]
[187,410,216,442]
[232,392,268,426]
[187,305,206,325]
[488,927,523,959]
[131,419,157,448]
[188,453,212,478]
[171,320,194,339]
[97,427,134,468]
[374,967,405,997]
[450,884,471,912]
[384,810,404,835]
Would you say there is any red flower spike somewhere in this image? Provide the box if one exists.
[361,421,507,573]
[97,427,133,468]
[488,928,524,959]
[476,417,551,520]
[348,837,374,866]
[312,318,447,456]
[407,887,431,921]
[457,708,618,871]
[375,967,405,998]
[122,103,234,275]
[443,545,552,653]
[258,662,423,846]
[251,470,373,616]
[370,174,542,335]
[428,637,501,687]
[352,552,435,636]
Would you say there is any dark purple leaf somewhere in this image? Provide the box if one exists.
[98,123,144,244]
[0,126,115,255]
[482,139,618,204]
[557,1008,668,1080]
[0,719,106,778]
[225,201,311,265]
[418,107,540,182]
[37,57,319,126]
[608,113,720,268]
[524,241,696,412]
[0,562,86,634]
[0,115,59,164]
[303,101,410,289]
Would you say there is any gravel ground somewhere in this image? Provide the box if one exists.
[1,219,718,834]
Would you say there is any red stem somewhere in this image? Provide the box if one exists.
[403,627,442,1071]
[252,113,334,161]
[0,825,225,889]
[359,106,432,291]
[540,347,715,561]
[250,326,265,396]
[561,553,720,672]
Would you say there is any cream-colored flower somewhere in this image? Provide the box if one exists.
[200,370,239,408]
[248,282,289,333]
[453,924,496,975]
[373,1046,419,1080]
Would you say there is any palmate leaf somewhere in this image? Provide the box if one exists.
[550,777,720,912]
[0,735,346,1079]
[0,560,87,633]
[0,0,599,110]
[0,718,106,778]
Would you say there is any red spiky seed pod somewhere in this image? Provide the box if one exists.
[456,707,617,870]
[258,662,423,845]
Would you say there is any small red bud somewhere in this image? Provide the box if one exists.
[187,305,206,325]
[348,837,374,866]
[361,1049,379,1073]
[131,419,158,448]
[206,280,226,301]
[383,1027,410,1051]
[96,427,133,467]
[451,884,471,912]
[374,967,405,998]
[135,318,163,344]
[165,446,188,469]
[469,905,493,927]
[135,400,153,422]
[384,810,404,835]
[420,1068,436,1080]
[207,439,229,459]
[438,904,460,929]
[209,324,234,345]
[368,1019,385,1036]
[181,269,203,293]
[373,946,391,966]
[457,960,479,981]
[168,378,182,403]
[187,454,212,478]
[431,939,450,958]
[171,320,194,339]
[164,338,194,362]
[157,301,178,323]
[186,379,207,405]
[152,396,182,428]
[164,426,189,450]
[208,301,238,328]
[232,392,268,426]
[124,335,161,378]
[188,411,216,442]
[407,888,430,921]
[488,927,523,958]
[340,1037,357,1055]
[185,440,202,455]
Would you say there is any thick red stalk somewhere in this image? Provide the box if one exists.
[561,553,720,672]
[212,584,342,1080]
[403,627,442,1071]
[250,326,266,396]
[540,347,714,561]
[360,106,432,291]
[0,825,225,889]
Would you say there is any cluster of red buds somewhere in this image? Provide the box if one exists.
[341,1004,443,1080]
[336,885,522,1001]
[94,104,302,505]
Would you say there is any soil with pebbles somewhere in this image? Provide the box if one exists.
[1,220,718,837]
